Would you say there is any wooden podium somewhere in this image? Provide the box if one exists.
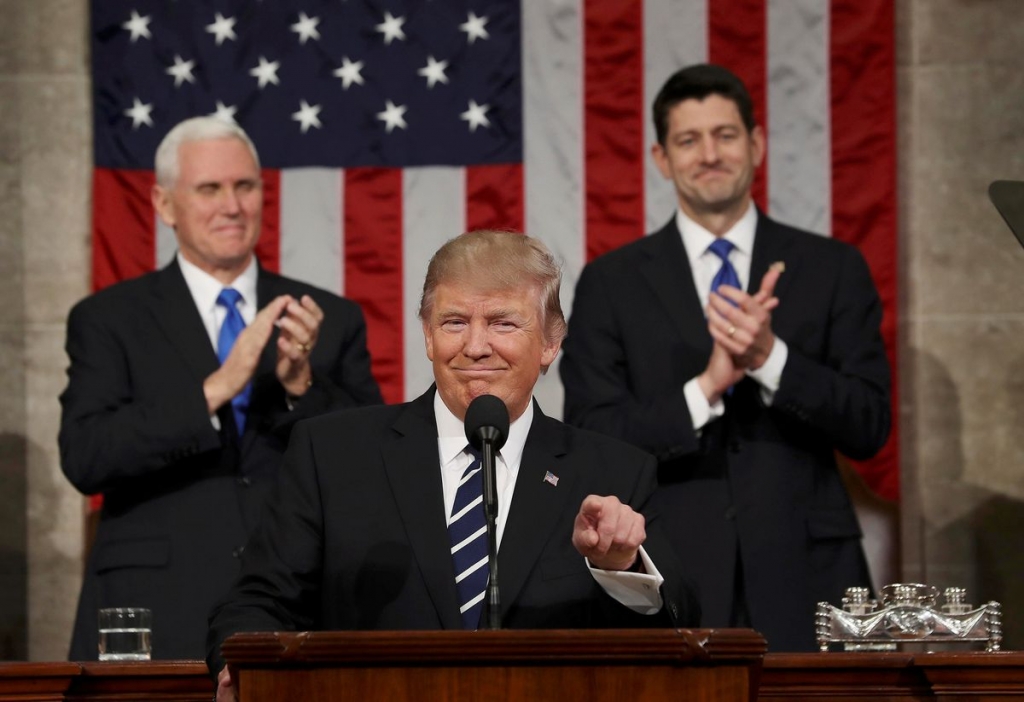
[221,628,766,702]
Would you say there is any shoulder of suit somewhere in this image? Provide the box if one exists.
[68,269,161,317]
[557,419,654,464]
[265,272,362,313]
[580,221,672,274]
[299,401,404,434]
[759,214,865,261]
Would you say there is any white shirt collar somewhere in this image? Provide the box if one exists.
[433,390,533,471]
[177,252,259,315]
[676,201,758,265]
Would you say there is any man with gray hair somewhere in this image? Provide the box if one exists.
[206,230,699,702]
[60,116,382,660]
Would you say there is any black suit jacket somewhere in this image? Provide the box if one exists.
[559,214,891,651]
[206,389,700,673]
[60,260,382,660]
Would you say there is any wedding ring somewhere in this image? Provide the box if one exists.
[299,343,311,353]
[727,326,736,338]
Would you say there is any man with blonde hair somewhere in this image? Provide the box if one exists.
[207,230,699,701]
[60,116,382,660]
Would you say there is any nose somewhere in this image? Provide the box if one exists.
[462,321,492,359]
[699,135,719,164]
[219,187,242,215]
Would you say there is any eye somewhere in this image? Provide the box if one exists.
[237,181,257,194]
[493,320,518,331]
[441,319,466,331]
[197,184,218,195]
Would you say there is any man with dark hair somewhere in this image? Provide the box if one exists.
[207,230,699,702]
[60,117,383,660]
[560,64,891,651]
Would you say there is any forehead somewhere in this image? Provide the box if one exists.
[176,138,258,183]
[431,281,541,316]
[665,94,747,134]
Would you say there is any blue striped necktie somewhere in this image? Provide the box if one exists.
[448,446,489,629]
[215,288,251,435]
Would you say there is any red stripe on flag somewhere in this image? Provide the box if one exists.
[466,164,524,232]
[708,0,768,210]
[583,0,645,262]
[92,168,156,292]
[344,168,404,404]
[831,0,899,501]
[254,168,281,273]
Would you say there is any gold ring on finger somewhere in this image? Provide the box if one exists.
[299,343,311,353]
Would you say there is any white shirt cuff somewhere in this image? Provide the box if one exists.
[746,336,788,405]
[684,377,724,432]
[586,546,664,615]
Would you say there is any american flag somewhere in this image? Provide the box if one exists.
[90,0,898,500]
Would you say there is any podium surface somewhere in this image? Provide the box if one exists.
[222,628,766,702]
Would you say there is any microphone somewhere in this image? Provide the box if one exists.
[464,394,509,630]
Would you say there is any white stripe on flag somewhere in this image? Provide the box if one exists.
[522,0,584,420]
[280,168,344,293]
[402,166,466,401]
[767,0,831,236]
[643,0,709,233]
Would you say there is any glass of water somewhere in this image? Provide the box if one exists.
[98,607,152,661]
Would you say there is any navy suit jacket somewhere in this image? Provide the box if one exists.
[60,259,382,660]
[560,213,891,651]
[206,389,700,673]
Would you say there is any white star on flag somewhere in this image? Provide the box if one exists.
[459,12,489,44]
[460,100,490,132]
[210,101,237,123]
[417,56,449,89]
[291,100,323,133]
[376,100,408,133]
[124,98,153,129]
[249,57,280,89]
[205,13,237,46]
[165,55,196,87]
[375,11,406,45]
[290,12,321,45]
[121,10,152,42]
[333,57,364,90]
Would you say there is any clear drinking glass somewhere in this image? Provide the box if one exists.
[97,607,152,661]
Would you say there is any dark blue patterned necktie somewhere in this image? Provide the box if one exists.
[708,238,741,300]
[216,288,251,435]
[448,446,489,629]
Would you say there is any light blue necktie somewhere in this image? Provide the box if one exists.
[448,446,489,629]
[708,238,741,301]
[216,288,251,436]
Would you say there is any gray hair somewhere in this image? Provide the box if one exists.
[418,230,567,345]
[154,116,260,187]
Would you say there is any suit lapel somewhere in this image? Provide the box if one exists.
[254,267,282,381]
[639,219,712,355]
[150,260,220,381]
[497,406,580,614]
[381,389,463,629]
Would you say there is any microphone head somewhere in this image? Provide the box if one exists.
[464,394,510,451]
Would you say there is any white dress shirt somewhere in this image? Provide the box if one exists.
[432,393,665,614]
[676,204,789,431]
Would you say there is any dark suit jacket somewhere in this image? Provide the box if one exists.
[60,259,383,660]
[206,389,700,673]
[559,214,891,651]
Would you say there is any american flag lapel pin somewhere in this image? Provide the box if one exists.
[543,471,559,487]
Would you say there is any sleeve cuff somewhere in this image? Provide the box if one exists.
[586,547,665,614]
[746,336,788,405]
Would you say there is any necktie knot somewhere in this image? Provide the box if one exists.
[217,287,243,310]
[708,238,735,262]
